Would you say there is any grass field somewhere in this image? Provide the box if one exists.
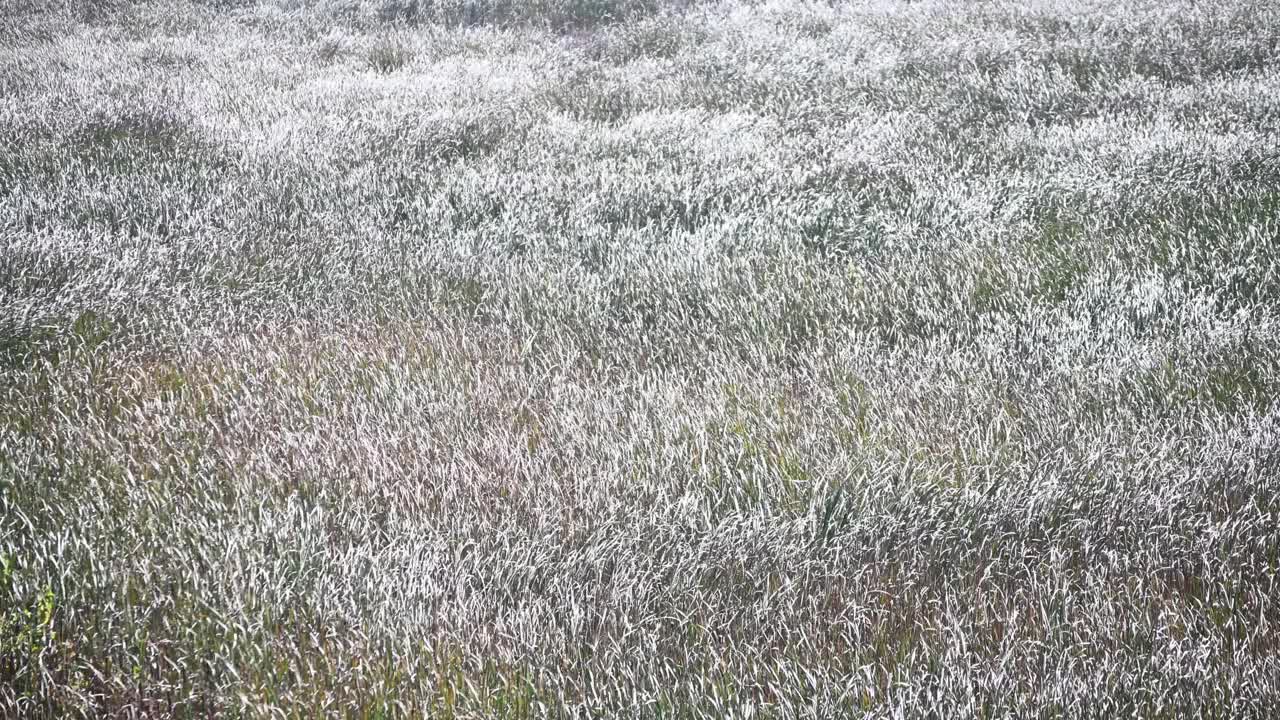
[2,0,1280,716]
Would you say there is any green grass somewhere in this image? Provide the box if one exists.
[2,0,1280,717]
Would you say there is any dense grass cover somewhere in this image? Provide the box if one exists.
[2,0,1279,716]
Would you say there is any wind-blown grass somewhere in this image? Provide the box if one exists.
[2,0,1279,717]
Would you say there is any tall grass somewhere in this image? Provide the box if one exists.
[2,0,1280,716]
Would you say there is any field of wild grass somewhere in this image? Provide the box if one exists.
[2,0,1280,716]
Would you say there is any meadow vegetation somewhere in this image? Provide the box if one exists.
[2,0,1279,716]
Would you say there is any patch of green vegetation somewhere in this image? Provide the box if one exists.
[0,325,58,373]
[1132,347,1277,417]
[72,109,190,156]
[1028,217,1092,304]
[1200,351,1276,414]
[367,38,415,73]
[0,310,122,373]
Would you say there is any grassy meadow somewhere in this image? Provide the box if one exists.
[2,0,1280,716]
